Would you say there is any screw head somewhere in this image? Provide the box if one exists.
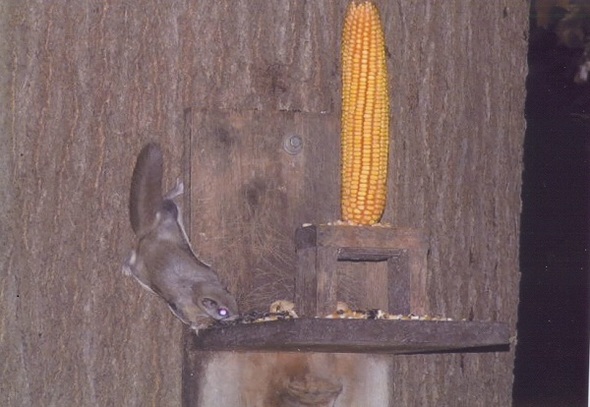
[282,134,303,155]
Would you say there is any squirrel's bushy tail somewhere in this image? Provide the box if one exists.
[129,143,164,236]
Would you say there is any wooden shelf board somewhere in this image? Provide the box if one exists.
[191,318,510,354]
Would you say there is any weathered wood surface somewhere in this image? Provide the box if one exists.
[1,0,528,406]
[192,319,510,354]
[3,2,190,406]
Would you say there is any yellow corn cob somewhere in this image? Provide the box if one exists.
[341,1,389,225]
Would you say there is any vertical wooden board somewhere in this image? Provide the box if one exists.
[387,253,411,314]
[295,247,319,317]
[314,246,340,316]
[188,110,340,311]
[3,1,188,405]
[382,1,528,405]
[178,1,344,112]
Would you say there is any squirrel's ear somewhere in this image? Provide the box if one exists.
[129,143,164,236]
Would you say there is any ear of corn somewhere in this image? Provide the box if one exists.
[340,1,389,225]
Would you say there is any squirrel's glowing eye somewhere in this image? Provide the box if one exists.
[218,308,229,317]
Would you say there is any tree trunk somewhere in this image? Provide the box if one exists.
[1,1,527,406]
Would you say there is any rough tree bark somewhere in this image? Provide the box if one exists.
[1,1,527,406]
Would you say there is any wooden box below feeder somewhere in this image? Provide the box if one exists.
[294,224,428,317]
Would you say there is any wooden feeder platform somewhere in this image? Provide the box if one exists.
[192,224,510,355]
[192,318,509,354]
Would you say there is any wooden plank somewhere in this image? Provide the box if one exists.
[315,246,340,317]
[296,224,428,250]
[388,253,411,314]
[408,244,428,315]
[191,319,510,354]
[294,246,318,317]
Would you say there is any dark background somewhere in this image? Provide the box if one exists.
[513,3,589,406]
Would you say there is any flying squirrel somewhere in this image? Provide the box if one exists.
[123,142,238,332]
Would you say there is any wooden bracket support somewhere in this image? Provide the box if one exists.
[295,224,429,317]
